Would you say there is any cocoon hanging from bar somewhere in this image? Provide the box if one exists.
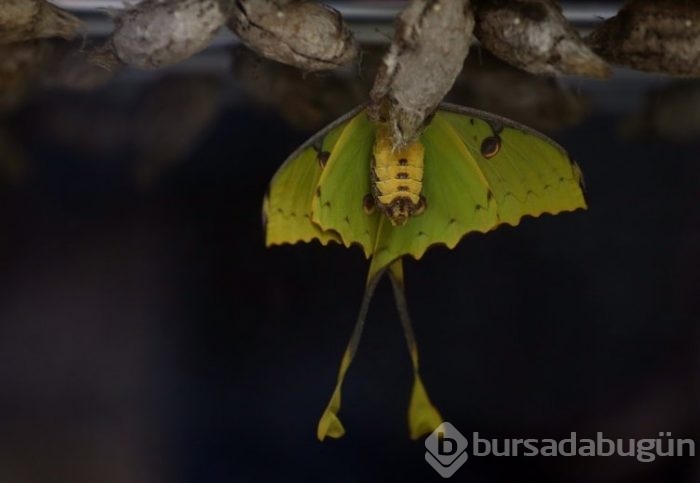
[0,0,84,44]
[473,0,610,78]
[587,0,700,77]
[369,0,475,150]
[229,0,358,72]
[104,0,233,70]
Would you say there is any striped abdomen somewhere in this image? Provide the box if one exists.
[370,128,426,226]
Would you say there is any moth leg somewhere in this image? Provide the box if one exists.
[363,194,376,215]
[414,195,427,216]
[317,150,330,168]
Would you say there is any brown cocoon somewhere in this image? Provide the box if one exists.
[106,0,232,70]
[229,0,358,72]
[370,0,474,149]
[474,0,610,78]
[587,0,700,77]
[0,0,83,44]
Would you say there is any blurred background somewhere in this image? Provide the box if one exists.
[0,1,698,482]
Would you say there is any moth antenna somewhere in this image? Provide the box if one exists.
[374,26,393,43]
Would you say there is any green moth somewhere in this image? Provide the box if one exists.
[263,103,587,440]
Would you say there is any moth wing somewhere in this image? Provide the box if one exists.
[264,108,363,247]
[311,108,380,258]
[440,104,587,226]
[369,104,587,276]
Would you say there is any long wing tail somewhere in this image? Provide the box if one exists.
[388,259,444,440]
[316,265,386,440]
[317,258,443,441]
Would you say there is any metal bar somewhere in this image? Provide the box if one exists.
[51,1,623,23]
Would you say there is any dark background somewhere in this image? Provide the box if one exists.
[0,28,699,483]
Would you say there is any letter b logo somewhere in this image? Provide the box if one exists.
[425,423,468,478]
[438,432,458,456]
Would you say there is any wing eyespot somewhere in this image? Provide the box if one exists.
[480,136,502,159]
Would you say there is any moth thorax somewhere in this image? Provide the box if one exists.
[371,127,426,226]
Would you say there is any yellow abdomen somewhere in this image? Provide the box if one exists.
[371,127,426,226]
